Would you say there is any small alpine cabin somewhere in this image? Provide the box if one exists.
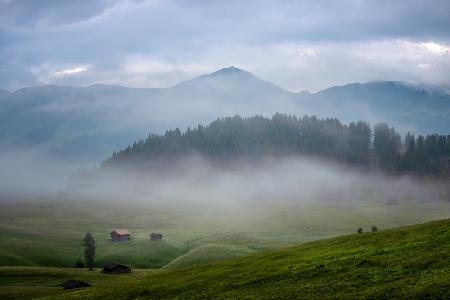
[102,262,131,274]
[150,232,163,241]
[110,229,130,242]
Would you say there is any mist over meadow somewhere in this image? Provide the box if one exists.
[68,155,449,208]
[1,111,449,214]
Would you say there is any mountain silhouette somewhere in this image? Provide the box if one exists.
[0,67,449,162]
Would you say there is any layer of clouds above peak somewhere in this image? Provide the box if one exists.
[1,0,450,91]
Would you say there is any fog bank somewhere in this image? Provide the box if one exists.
[67,156,449,209]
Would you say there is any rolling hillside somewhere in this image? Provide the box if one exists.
[1,218,449,299]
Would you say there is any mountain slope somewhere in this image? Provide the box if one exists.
[308,81,450,133]
[25,218,450,299]
[0,84,164,161]
[1,67,450,163]
[0,67,300,162]
[0,89,9,97]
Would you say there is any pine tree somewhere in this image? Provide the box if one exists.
[83,232,96,270]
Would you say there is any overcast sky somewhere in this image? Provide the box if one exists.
[1,0,449,92]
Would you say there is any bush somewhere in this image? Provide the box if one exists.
[357,228,363,234]
[371,226,378,232]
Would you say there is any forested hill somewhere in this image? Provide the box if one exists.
[103,114,450,177]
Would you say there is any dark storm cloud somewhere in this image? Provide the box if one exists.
[0,0,449,91]
[0,0,117,27]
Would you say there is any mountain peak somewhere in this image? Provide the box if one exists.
[174,66,262,88]
[212,66,244,74]
[208,66,253,79]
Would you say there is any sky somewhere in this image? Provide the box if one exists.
[1,0,450,92]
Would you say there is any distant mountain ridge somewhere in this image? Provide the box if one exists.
[0,66,449,162]
[0,89,9,97]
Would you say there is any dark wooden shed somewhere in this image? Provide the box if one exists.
[150,232,163,241]
[102,262,131,274]
[62,279,91,289]
[110,229,130,242]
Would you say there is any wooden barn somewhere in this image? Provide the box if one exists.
[62,279,91,289]
[102,262,131,274]
[110,229,130,242]
[150,232,163,241]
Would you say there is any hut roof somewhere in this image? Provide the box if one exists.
[111,229,130,235]
[102,262,131,273]
[63,279,91,289]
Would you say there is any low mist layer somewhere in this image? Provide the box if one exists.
[70,155,450,208]
[1,154,449,269]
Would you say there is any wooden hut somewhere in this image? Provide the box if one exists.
[102,262,131,274]
[150,232,163,241]
[110,229,130,242]
[62,279,91,289]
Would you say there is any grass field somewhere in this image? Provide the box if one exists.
[0,198,449,270]
[0,218,449,299]
[0,267,154,299]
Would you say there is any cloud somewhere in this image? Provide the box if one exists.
[53,66,89,76]
[1,0,450,91]
[421,42,450,54]
[0,0,118,27]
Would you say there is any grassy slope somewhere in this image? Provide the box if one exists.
[1,218,449,299]
[0,267,154,300]
[0,201,190,269]
[1,200,449,269]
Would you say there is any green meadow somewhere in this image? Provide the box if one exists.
[0,218,449,299]
[0,198,449,270]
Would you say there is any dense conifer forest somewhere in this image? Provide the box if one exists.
[103,114,450,177]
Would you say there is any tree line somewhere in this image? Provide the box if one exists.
[103,114,450,177]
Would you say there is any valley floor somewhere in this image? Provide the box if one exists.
[1,199,449,270]
[0,218,449,299]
